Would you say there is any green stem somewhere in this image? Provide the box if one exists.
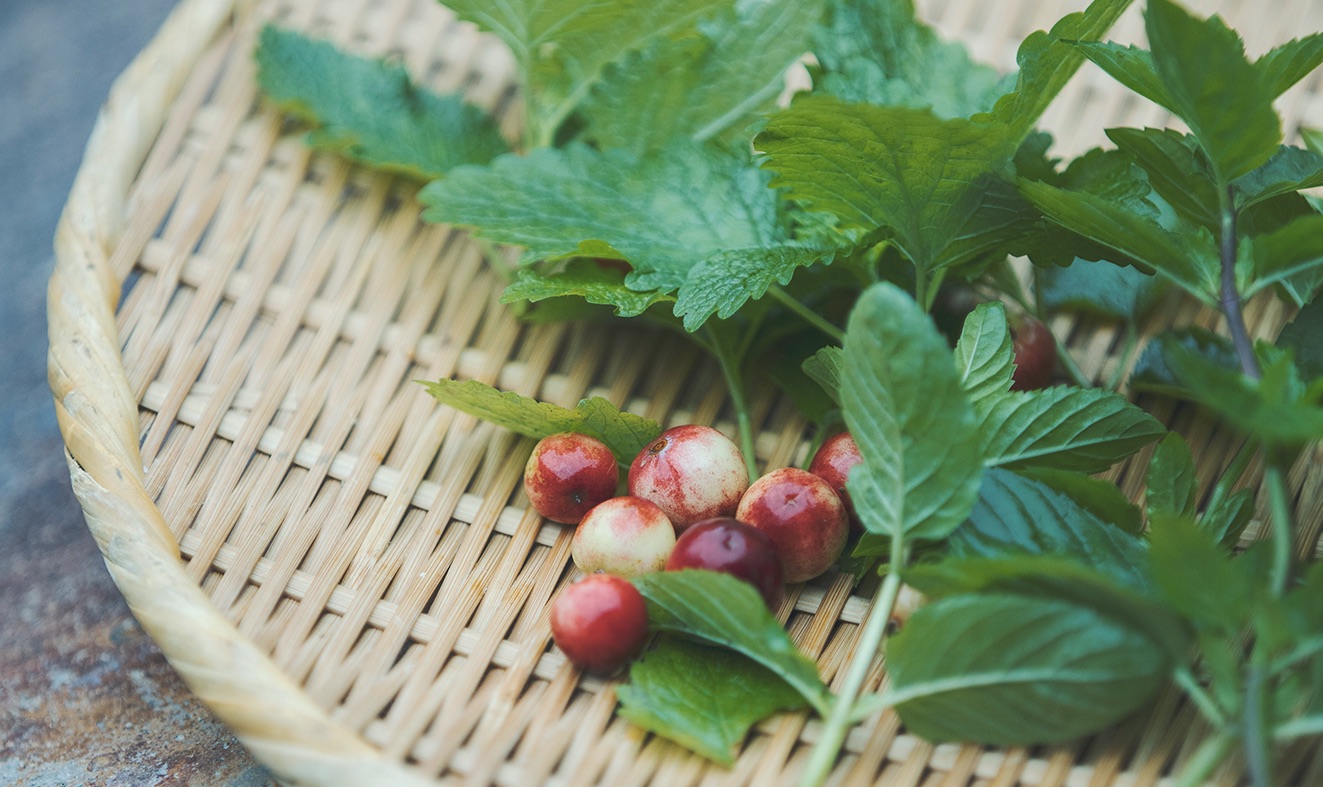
[1265,461,1294,598]
[1243,661,1273,787]
[914,267,930,314]
[1107,321,1139,392]
[1218,183,1261,380]
[800,531,906,787]
[709,329,759,482]
[1054,332,1093,388]
[1175,666,1229,729]
[1172,733,1235,787]
[768,286,845,344]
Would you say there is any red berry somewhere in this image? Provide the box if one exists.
[1009,313,1056,391]
[808,432,863,535]
[524,432,619,524]
[736,467,848,583]
[550,574,649,674]
[665,518,783,610]
[628,425,749,530]
[573,496,676,577]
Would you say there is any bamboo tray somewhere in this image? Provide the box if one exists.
[47,0,1323,784]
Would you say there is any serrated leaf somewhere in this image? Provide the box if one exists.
[500,259,673,317]
[954,302,1015,405]
[841,283,983,544]
[1145,433,1198,521]
[254,26,508,180]
[1071,43,1179,114]
[977,386,1165,472]
[802,346,845,405]
[421,142,784,294]
[1130,327,1241,397]
[632,571,830,714]
[810,0,1009,119]
[1255,32,1323,98]
[884,593,1170,745]
[1246,213,1323,300]
[1105,127,1218,228]
[950,468,1150,588]
[1278,298,1323,380]
[419,379,660,462]
[616,636,806,765]
[1147,512,1254,631]
[1146,0,1281,182]
[980,0,1136,142]
[583,0,824,156]
[1016,467,1143,535]
[1234,146,1323,211]
[675,245,836,331]
[1039,257,1166,321]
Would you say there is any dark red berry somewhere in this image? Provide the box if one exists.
[808,432,864,535]
[736,467,847,583]
[1009,313,1056,391]
[550,574,649,674]
[665,518,783,610]
[524,432,619,525]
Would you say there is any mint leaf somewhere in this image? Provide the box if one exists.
[632,571,830,715]
[1254,32,1323,97]
[1105,127,1218,228]
[1071,43,1178,114]
[1147,513,1254,631]
[254,26,508,180]
[1016,467,1144,535]
[1146,0,1280,182]
[1039,257,1166,321]
[758,98,1017,274]
[421,142,785,296]
[980,0,1136,141]
[802,346,845,405]
[950,468,1150,588]
[443,0,729,142]
[1278,298,1323,380]
[500,260,672,318]
[617,636,807,766]
[953,302,1015,405]
[1130,327,1240,397]
[884,593,1170,745]
[810,0,1009,118]
[1145,433,1198,521]
[583,0,824,156]
[419,379,660,463]
[674,245,837,331]
[1200,488,1255,548]
[1246,213,1323,301]
[1234,146,1323,210]
[977,386,1165,473]
[841,283,983,544]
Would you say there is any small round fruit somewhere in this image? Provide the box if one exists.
[1009,313,1056,391]
[628,425,749,529]
[736,467,848,583]
[573,496,676,577]
[550,574,648,674]
[808,432,863,533]
[524,432,619,524]
[665,518,783,609]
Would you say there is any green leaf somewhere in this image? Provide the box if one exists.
[1039,257,1166,321]
[953,302,1015,405]
[810,0,1009,119]
[884,593,1170,745]
[1071,43,1178,113]
[631,571,830,714]
[1234,146,1323,211]
[1016,467,1143,535]
[1147,512,1254,631]
[1105,127,1218,228]
[1254,32,1323,98]
[419,379,660,463]
[949,468,1150,589]
[1130,327,1240,397]
[840,283,984,543]
[616,636,807,765]
[501,259,672,317]
[1145,433,1198,520]
[1019,178,1219,303]
[1200,488,1255,548]
[1247,213,1323,300]
[443,0,729,141]
[674,245,837,331]
[582,0,825,156]
[254,26,508,180]
[421,142,784,294]
[977,386,1166,472]
[1146,0,1281,182]
[1278,298,1323,380]
[980,0,1136,141]
[758,98,1017,273]
[802,346,845,405]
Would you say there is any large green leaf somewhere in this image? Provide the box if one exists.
[953,302,1015,405]
[616,636,807,765]
[1130,327,1241,398]
[582,0,825,156]
[1105,127,1218,228]
[1234,146,1323,211]
[977,387,1165,472]
[1039,257,1166,321]
[674,244,837,331]
[884,593,1170,745]
[1071,43,1178,113]
[500,259,672,317]
[949,468,1150,588]
[419,379,660,463]
[1147,513,1255,632]
[254,26,508,179]
[1146,0,1281,182]
[631,571,830,714]
[1247,213,1323,300]
[810,0,1009,119]
[1016,467,1143,535]
[1278,298,1323,381]
[841,284,984,544]
[1145,433,1198,520]
[1254,32,1323,98]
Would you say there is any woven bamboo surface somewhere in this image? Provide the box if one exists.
[46,0,1323,784]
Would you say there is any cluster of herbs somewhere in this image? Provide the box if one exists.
[255,0,1323,783]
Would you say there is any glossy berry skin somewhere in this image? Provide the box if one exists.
[628,425,749,530]
[808,432,863,534]
[550,574,649,674]
[736,467,848,583]
[665,518,783,609]
[524,433,619,525]
[573,496,676,577]
[1009,313,1056,391]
